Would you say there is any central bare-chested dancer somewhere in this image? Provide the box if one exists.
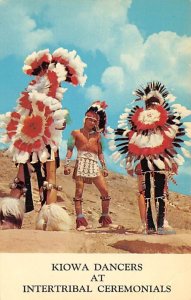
[64,101,112,230]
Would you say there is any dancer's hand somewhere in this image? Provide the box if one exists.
[103,169,109,177]
[64,167,71,175]
[127,169,134,177]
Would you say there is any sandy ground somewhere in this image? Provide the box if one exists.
[0,151,191,253]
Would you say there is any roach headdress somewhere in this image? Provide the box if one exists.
[85,101,108,134]
[134,81,169,105]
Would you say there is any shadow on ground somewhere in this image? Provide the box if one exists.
[110,240,191,254]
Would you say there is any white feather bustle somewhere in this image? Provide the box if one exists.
[52,47,87,86]
[27,77,50,94]
[120,158,127,168]
[165,94,176,102]
[153,158,165,170]
[105,133,115,139]
[184,140,191,146]
[123,129,130,136]
[164,156,172,168]
[124,108,131,113]
[164,127,177,139]
[36,204,72,231]
[181,147,191,158]
[126,161,133,170]
[23,49,51,75]
[48,63,67,82]
[173,154,185,165]
[106,126,114,134]
[172,104,191,118]
[108,140,116,151]
[111,151,121,163]
[183,122,191,128]
[0,197,25,229]
[119,113,129,120]
[117,123,127,128]
[147,159,154,171]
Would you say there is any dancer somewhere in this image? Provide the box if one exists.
[108,81,191,234]
[0,48,87,230]
[64,101,112,230]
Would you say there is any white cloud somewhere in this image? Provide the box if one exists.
[0,1,52,58]
[101,67,126,92]
[42,0,132,52]
[85,30,191,108]
[85,85,103,100]
[1,0,191,106]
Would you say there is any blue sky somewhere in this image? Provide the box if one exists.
[0,0,191,195]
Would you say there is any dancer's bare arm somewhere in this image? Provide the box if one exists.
[98,136,108,177]
[64,132,75,175]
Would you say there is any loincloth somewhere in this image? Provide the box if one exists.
[73,151,100,184]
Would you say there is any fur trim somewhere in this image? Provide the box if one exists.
[0,197,25,229]
[36,204,72,231]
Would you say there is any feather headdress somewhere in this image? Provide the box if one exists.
[134,81,169,105]
[0,47,87,164]
[85,101,108,134]
[107,81,191,175]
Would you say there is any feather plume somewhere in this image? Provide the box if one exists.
[185,128,191,138]
[123,129,130,136]
[173,154,185,165]
[124,108,131,113]
[147,159,154,171]
[31,152,38,164]
[119,113,129,120]
[105,133,115,139]
[148,132,163,147]
[172,104,191,118]
[184,140,191,146]
[16,151,30,164]
[126,161,133,170]
[181,147,191,158]
[164,156,172,168]
[111,151,121,162]
[117,123,127,129]
[120,158,126,168]
[164,127,177,139]
[107,126,114,134]
[153,158,165,169]
[183,122,191,128]
[108,140,116,151]
[38,148,50,163]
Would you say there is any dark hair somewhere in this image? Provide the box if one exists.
[86,106,106,132]
[145,96,160,108]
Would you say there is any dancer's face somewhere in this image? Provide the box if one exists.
[84,112,99,131]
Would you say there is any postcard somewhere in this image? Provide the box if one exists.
[0,1,191,299]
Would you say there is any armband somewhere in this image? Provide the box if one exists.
[67,135,75,151]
